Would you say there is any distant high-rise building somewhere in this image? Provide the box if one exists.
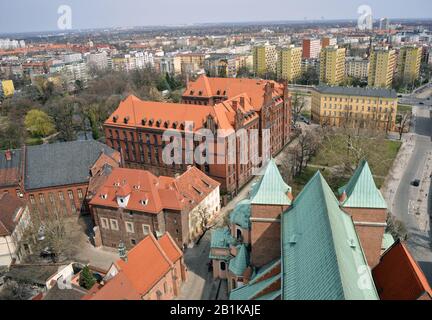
[253,44,277,76]
[302,38,321,59]
[397,46,422,85]
[368,47,396,88]
[277,46,303,83]
[319,45,346,85]
[379,18,390,30]
[321,37,337,49]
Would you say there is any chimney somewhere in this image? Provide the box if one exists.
[232,100,238,110]
[5,150,12,161]
[239,96,245,108]
[118,241,128,262]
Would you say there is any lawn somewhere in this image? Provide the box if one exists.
[290,135,401,196]
[398,104,413,114]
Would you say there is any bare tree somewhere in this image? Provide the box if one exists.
[291,93,306,126]
[292,130,321,176]
[397,112,412,140]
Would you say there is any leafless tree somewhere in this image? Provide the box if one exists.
[397,112,412,140]
[291,93,306,126]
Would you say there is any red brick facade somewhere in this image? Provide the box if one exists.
[343,207,387,268]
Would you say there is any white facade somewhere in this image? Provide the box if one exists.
[0,205,31,266]
[346,57,370,79]
[86,51,109,70]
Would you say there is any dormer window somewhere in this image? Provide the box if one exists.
[140,199,148,206]
[124,116,130,124]
[190,90,194,95]
[133,185,140,190]
[198,91,202,96]
[156,119,162,127]
[142,118,147,125]
[164,120,170,128]
[100,194,108,200]
[113,115,119,123]
[149,118,154,126]
[216,90,221,95]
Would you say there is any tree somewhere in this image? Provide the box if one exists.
[79,266,96,290]
[299,68,319,85]
[397,112,412,140]
[24,109,56,137]
[292,93,306,126]
[386,214,408,241]
[293,130,321,175]
[46,97,77,141]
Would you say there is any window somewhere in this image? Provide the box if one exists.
[110,219,119,231]
[77,189,83,200]
[131,239,136,245]
[100,218,109,229]
[220,261,226,271]
[163,282,168,294]
[71,204,77,213]
[39,194,45,204]
[29,195,35,205]
[142,224,151,236]
[68,190,74,200]
[125,222,134,233]
[58,192,65,201]
[49,193,55,203]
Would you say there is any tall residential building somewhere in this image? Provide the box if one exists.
[345,57,370,79]
[319,45,346,85]
[322,37,337,49]
[368,47,396,88]
[311,86,398,131]
[397,46,422,85]
[253,44,277,76]
[302,38,321,59]
[86,51,110,70]
[277,45,303,83]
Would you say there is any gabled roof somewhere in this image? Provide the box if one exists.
[230,199,251,230]
[339,160,387,209]
[229,259,281,300]
[373,241,432,300]
[210,227,236,250]
[25,140,118,190]
[251,159,292,206]
[85,233,183,300]
[183,75,284,110]
[0,193,26,237]
[230,274,281,300]
[229,245,250,277]
[0,149,22,188]
[90,168,184,214]
[282,171,379,300]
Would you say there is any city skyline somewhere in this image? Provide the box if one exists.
[1,0,432,34]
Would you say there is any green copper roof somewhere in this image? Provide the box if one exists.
[282,171,379,300]
[210,227,236,249]
[255,290,281,300]
[339,160,387,209]
[230,199,251,230]
[381,233,395,252]
[230,274,281,300]
[229,245,250,276]
[251,159,292,206]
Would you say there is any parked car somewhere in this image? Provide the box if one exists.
[411,179,421,187]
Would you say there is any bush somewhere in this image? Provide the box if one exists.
[79,266,96,290]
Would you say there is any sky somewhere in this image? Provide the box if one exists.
[1,0,432,34]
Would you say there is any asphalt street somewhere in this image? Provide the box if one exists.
[393,103,432,282]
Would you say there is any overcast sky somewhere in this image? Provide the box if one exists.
[1,0,432,34]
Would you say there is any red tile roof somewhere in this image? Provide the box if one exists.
[83,233,183,300]
[89,168,184,213]
[90,165,220,215]
[183,75,284,109]
[373,241,432,300]
[0,193,26,237]
[104,93,258,132]
[176,166,220,210]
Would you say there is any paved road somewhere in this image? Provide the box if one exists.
[393,104,432,282]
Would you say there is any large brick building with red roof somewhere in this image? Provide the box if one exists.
[89,166,220,249]
[104,76,292,196]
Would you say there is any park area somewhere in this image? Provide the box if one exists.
[289,133,402,195]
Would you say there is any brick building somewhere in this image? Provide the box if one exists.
[211,159,388,300]
[89,166,220,249]
[0,141,120,217]
[104,92,260,196]
[0,149,24,198]
[83,233,187,300]
[181,75,292,158]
